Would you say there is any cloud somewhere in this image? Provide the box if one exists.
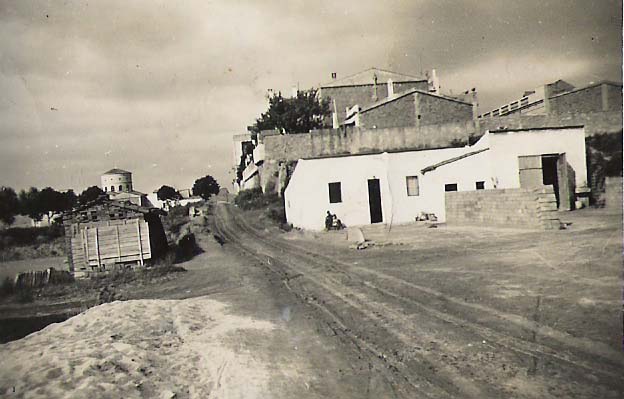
[0,0,621,192]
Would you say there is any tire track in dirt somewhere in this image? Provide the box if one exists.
[214,208,463,398]
[240,213,623,370]
[216,204,623,397]
[230,212,623,390]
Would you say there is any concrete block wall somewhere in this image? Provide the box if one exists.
[445,187,561,230]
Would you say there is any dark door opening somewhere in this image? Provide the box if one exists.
[367,179,383,224]
[541,155,560,207]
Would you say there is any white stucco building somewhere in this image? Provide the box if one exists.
[101,168,152,207]
[284,126,587,230]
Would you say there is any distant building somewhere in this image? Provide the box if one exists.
[101,168,152,207]
[101,168,133,193]
[319,68,430,127]
[478,80,622,118]
[357,88,474,130]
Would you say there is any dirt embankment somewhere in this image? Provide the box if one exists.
[0,297,276,398]
[1,203,378,399]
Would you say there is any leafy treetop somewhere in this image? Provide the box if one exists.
[253,89,331,135]
[192,175,220,200]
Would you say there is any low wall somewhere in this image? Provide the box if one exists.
[478,111,622,136]
[262,110,621,163]
[445,187,560,230]
[13,268,74,289]
[263,121,476,162]
[604,176,623,210]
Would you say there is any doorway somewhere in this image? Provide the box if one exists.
[541,155,560,207]
[367,179,383,223]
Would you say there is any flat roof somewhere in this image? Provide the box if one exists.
[488,125,584,133]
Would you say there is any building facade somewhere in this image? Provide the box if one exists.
[284,126,587,230]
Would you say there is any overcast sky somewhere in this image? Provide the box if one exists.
[0,0,621,194]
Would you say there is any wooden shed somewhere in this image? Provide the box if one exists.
[62,197,168,274]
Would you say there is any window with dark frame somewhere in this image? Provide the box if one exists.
[328,182,342,203]
[406,176,420,196]
[444,183,458,192]
[476,181,485,190]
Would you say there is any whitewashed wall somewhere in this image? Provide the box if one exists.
[284,147,491,230]
[486,127,587,189]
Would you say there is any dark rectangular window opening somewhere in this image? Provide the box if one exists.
[476,181,485,190]
[328,182,342,203]
[444,183,458,192]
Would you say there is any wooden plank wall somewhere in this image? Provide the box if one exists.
[70,218,152,270]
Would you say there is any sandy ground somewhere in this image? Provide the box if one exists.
[0,257,66,281]
[0,297,276,398]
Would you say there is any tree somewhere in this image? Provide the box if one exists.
[0,186,19,225]
[192,175,220,200]
[156,185,181,201]
[18,187,44,221]
[78,186,104,204]
[253,89,331,135]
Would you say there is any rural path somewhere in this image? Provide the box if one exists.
[213,202,624,399]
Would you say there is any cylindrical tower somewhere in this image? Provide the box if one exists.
[101,169,133,193]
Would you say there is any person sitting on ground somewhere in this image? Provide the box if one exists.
[325,211,333,230]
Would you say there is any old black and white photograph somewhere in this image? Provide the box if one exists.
[0,1,622,398]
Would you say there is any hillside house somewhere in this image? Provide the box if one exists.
[319,68,430,127]
[62,197,167,275]
[284,126,587,230]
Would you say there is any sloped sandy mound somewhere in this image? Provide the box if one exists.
[0,297,276,398]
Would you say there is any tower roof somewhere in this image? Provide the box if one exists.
[103,168,131,175]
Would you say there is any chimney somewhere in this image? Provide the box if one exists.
[387,79,394,96]
[428,69,440,95]
[372,73,378,101]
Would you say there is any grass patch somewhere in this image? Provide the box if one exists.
[234,188,290,229]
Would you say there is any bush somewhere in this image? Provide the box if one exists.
[235,188,287,224]
[0,225,64,250]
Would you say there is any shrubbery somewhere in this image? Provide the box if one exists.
[234,188,287,225]
[0,225,64,251]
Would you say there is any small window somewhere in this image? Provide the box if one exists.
[444,183,458,192]
[328,182,342,203]
[119,185,123,191]
[104,187,108,192]
[111,186,115,192]
[476,181,485,190]
[406,176,420,196]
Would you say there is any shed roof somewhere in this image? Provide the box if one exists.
[420,148,490,174]
[321,68,425,88]
[102,168,132,175]
[63,195,164,220]
[488,125,584,134]
[359,88,471,114]
[547,80,623,100]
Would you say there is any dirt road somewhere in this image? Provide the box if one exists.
[213,203,624,399]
